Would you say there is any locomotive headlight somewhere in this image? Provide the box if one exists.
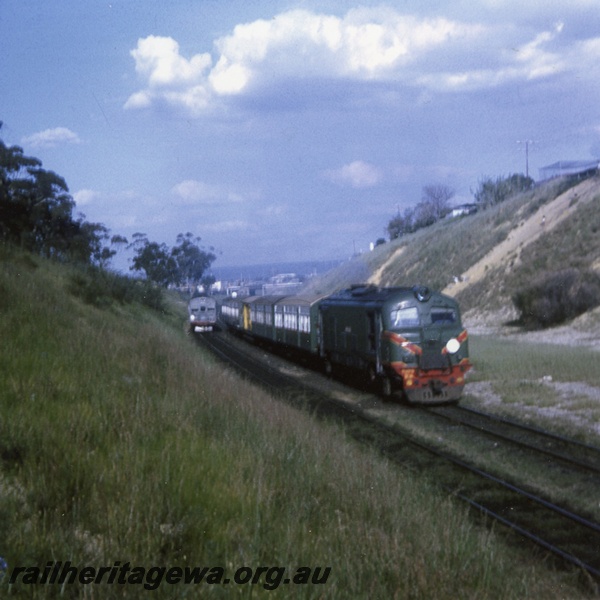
[190,314,196,322]
[445,338,460,354]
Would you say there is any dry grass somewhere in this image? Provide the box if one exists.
[303,174,600,324]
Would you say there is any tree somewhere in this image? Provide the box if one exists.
[171,232,216,286]
[0,127,42,245]
[387,208,415,240]
[0,122,114,265]
[129,232,217,287]
[23,167,74,257]
[421,184,454,221]
[386,183,454,240]
[68,221,113,266]
[129,233,177,286]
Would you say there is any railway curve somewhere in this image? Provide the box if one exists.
[192,329,600,590]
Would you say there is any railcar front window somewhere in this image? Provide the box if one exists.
[391,306,420,328]
[430,308,456,324]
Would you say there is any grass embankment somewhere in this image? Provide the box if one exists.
[304,176,573,297]
[0,248,590,598]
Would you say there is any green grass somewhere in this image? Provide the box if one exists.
[469,336,600,387]
[0,247,592,598]
[462,335,600,452]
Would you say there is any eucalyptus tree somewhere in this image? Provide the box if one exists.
[128,232,217,287]
[0,122,114,265]
[171,232,216,286]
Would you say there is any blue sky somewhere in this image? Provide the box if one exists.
[2,1,600,270]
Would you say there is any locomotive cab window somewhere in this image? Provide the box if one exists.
[390,306,420,328]
[430,307,456,324]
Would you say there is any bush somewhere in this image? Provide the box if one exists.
[512,268,600,327]
[473,173,534,209]
[68,267,165,311]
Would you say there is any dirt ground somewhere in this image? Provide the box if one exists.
[443,177,600,298]
[368,246,405,286]
[461,305,600,440]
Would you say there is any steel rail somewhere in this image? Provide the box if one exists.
[460,404,600,461]
[426,404,600,476]
[455,493,600,581]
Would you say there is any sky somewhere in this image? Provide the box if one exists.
[2,1,600,271]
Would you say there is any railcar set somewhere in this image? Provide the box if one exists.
[219,284,471,403]
[187,295,218,332]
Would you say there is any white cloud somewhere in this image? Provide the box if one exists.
[171,179,244,205]
[130,35,211,86]
[569,36,600,76]
[203,220,250,233]
[323,160,383,189]
[259,204,286,217]
[125,35,212,112]
[417,21,568,91]
[73,188,100,207]
[209,8,473,83]
[125,9,479,113]
[124,8,594,114]
[22,127,81,149]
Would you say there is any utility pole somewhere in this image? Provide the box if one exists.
[517,139,536,178]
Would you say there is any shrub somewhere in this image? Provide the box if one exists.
[512,268,600,327]
[68,267,165,311]
[473,173,534,209]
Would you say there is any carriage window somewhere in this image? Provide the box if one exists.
[430,308,456,324]
[283,307,298,330]
[390,306,420,328]
[274,307,283,328]
[254,306,264,324]
[299,308,310,333]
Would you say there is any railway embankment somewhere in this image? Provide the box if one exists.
[0,246,593,598]
[307,172,600,342]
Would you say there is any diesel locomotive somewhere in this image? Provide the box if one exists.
[220,284,471,403]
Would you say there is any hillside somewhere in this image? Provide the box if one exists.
[304,172,600,342]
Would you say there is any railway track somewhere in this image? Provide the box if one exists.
[193,329,600,589]
[427,404,600,476]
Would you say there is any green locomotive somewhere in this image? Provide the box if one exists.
[220,284,471,403]
[318,285,470,402]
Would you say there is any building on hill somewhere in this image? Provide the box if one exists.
[539,160,599,181]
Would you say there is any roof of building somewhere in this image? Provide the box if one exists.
[539,160,599,179]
